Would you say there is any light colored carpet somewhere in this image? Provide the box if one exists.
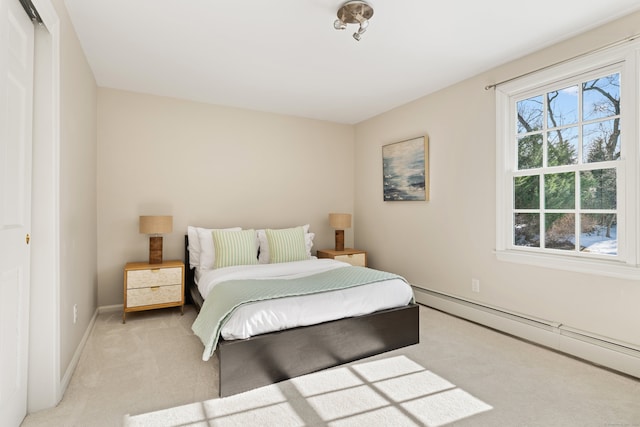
[21,304,640,427]
[125,355,492,426]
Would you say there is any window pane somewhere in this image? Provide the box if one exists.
[582,119,620,163]
[547,86,578,128]
[580,168,616,209]
[514,213,540,247]
[516,95,543,134]
[547,127,578,166]
[514,175,539,209]
[580,213,617,255]
[545,172,575,209]
[545,213,575,250]
[506,67,622,260]
[582,74,620,121]
[517,134,542,169]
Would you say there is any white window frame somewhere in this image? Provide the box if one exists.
[495,41,640,279]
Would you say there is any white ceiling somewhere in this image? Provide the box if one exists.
[64,0,640,124]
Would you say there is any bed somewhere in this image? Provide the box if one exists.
[185,226,419,397]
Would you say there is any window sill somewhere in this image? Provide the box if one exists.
[495,249,640,280]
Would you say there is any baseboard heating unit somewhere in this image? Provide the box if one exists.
[413,286,640,379]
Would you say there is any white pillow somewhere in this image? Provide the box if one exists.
[257,224,314,264]
[194,226,242,272]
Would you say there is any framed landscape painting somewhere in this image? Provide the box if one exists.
[383,136,429,201]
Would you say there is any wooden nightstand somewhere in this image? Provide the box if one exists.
[123,260,185,323]
[316,249,367,267]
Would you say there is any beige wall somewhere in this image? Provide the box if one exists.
[354,11,640,347]
[97,89,355,306]
[54,0,98,386]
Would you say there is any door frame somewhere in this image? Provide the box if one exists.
[28,0,61,412]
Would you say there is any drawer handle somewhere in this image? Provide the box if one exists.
[348,254,353,258]
[150,286,160,291]
[150,269,160,273]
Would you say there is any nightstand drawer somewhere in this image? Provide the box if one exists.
[126,284,182,308]
[334,253,366,267]
[126,267,182,290]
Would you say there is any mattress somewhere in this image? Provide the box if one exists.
[196,258,414,340]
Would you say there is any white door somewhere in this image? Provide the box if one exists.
[0,0,34,425]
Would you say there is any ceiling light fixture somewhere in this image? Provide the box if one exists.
[333,1,374,42]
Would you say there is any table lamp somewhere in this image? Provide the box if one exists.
[329,213,352,251]
[139,215,173,264]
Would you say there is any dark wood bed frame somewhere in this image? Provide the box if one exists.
[184,235,419,397]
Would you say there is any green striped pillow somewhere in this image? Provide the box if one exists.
[266,226,309,263]
[212,229,258,269]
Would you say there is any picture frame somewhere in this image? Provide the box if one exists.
[382,136,429,201]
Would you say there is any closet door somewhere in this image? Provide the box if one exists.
[0,0,34,425]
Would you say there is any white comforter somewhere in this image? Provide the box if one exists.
[196,259,414,340]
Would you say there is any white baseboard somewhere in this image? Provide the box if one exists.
[59,307,99,396]
[413,286,640,379]
[98,304,123,314]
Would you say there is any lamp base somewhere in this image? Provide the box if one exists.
[149,236,164,264]
[334,230,345,251]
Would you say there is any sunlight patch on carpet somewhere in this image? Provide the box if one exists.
[124,355,492,426]
[403,388,493,426]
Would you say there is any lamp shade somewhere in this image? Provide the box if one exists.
[139,216,173,234]
[329,213,352,230]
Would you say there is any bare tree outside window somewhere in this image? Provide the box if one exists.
[513,73,620,255]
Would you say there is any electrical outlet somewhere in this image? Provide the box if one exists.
[471,278,480,293]
[73,304,78,324]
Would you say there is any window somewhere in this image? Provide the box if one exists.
[514,72,620,255]
[496,42,639,278]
